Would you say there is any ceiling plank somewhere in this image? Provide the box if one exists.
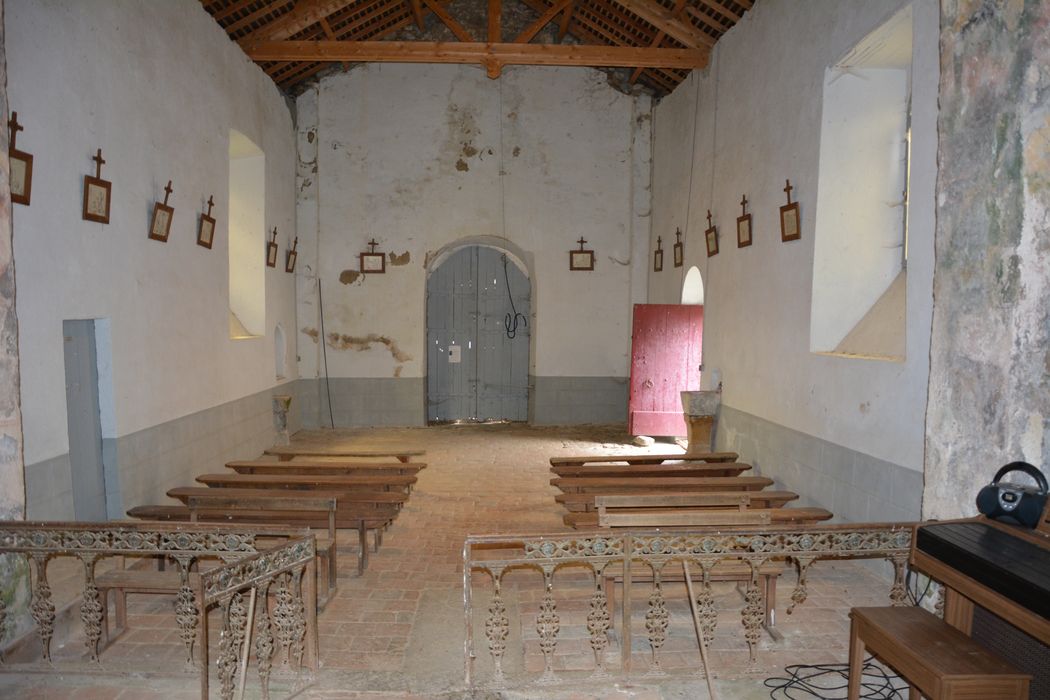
[209,0,262,23]
[420,0,475,41]
[318,17,351,70]
[226,0,293,35]
[685,6,729,34]
[698,0,742,22]
[557,0,575,41]
[570,12,685,84]
[246,39,708,70]
[247,0,356,42]
[408,0,425,29]
[610,0,712,48]
[488,0,501,42]
[513,0,573,44]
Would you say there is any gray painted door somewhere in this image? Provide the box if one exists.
[427,246,530,422]
[63,320,107,521]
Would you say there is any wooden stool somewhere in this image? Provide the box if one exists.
[848,606,1030,700]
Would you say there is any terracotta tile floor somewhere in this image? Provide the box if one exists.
[0,424,906,698]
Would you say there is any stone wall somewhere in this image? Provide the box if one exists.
[924,0,1050,518]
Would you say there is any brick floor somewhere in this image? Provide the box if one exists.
[0,424,908,698]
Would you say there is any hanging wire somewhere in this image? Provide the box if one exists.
[501,254,527,339]
[317,279,335,429]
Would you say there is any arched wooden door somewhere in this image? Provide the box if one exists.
[426,246,530,423]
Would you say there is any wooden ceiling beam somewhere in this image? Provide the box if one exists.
[488,0,501,42]
[420,0,475,41]
[609,0,712,48]
[513,0,573,44]
[558,0,575,41]
[408,0,425,29]
[246,39,708,70]
[569,12,688,85]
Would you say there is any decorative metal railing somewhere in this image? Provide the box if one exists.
[0,521,317,700]
[463,522,914,687]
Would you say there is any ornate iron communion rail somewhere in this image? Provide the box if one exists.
[463,522,914,688]
[0,521,318,700]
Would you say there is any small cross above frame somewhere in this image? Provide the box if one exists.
[705,209,719,258]
[82,147,112,224]
[737,193,753,249]
[148,179,175,242]
[740,194,749,215]
[569,236,594,271]
[8,112,24,149]
[198,195,217,250]
[361,237,386,274]
[780,178,801,242]
[8,112,33,206]
[92,148,106,179]
[673,227,683,268]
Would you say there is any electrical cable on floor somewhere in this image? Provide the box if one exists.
[501,253,527,339]
[905,568,933,607]
[317,279,335,429]
[764,655,905,699]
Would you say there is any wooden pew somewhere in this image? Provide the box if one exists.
[561,490,802,525]
[551,475,774,494]
[550,461,752,478]
[594,497,833,529]
[549,451,738,467]
[227,459,425,477]
[196,472,416,494]
[264,445,425,462]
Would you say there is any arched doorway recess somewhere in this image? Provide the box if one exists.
[425,243,531,423]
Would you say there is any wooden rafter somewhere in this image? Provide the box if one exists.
[557,0,575,40]
[246,0,356,42]
[685,6,729,34]
[210,0,262,23]
[629,0,684,84]
[245,39,708,71]
[610,0,712,47]
[567,10,687,85]
[408,0,425,29]
[225,0,293,36]
[698,0,742,22]
[420,0,475,41]
[514,0,574,44]
[488,0,501,42]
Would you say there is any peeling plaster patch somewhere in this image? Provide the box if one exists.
[859,402,870,414]
[326,333,412,374]
[608,256,629,266]
[307,130,316,143]
[512,146,521,157]
[456,159,469,172]
[301,327,320,343]
[299,178,312,192]
[389,251,411,266]
[462,143,478,157]
[339,270,361,285]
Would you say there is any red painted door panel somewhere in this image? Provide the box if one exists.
[628,304,703,436]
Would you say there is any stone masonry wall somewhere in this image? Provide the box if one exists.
[924,0,1050,518]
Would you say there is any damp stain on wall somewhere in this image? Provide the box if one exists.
[339,269,362,285]
[301,327,320,343]
[326,332,412,376]
[389,251,411,266]
[455,158,469,172]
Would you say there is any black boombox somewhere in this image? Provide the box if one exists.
[976,461,1048,529]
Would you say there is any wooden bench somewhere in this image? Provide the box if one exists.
[227,459,425,477]
[551,475,774,494]
[551,461,752,478]
[558,489,800,515]
[265,445,425,462]
[848,606,1030,700]
[595,496,832,528]
[562,491,803,527]
[196,471,417,494]
[549,451,738,467]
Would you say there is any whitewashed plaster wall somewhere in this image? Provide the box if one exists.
[5,1,298,484]
[649,0,938,517]
[295,63,650,424]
